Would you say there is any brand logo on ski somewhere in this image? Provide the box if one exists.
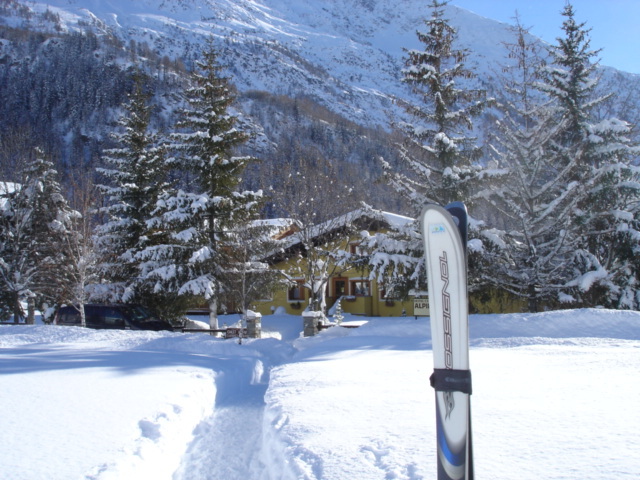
[440,251,456,421]
[431,224,446,234]
[440,251,453,370]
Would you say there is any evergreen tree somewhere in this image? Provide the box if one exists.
[539,3,600,158]
[368,0,491,297]
[0,148,75,322]
[388,0,491,209]
[140,41,262,329]
[94,73,171,310]
[537,3,640,308]
[478,15,580,311]
[484,4,640,311]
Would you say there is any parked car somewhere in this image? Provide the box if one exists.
[54,304,174,331]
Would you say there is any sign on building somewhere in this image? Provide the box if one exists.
[413,298,430,317]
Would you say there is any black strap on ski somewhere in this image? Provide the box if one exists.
[430,368,472,395]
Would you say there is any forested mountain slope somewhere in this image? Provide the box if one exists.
[1,0,639,213]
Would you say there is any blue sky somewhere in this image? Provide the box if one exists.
[451,0,640,74]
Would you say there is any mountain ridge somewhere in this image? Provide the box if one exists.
[10,0,604,128]
[2,0,639,212]
[7,0,638,131]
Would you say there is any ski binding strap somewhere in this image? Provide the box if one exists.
[430,368,472,395]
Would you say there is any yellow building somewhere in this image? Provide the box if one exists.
[253,209,428,318]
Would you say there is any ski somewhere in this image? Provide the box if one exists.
[420,202,473,480]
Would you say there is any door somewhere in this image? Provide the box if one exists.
[332,277,347,299]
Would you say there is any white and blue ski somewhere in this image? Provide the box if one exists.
[420,202,473,480]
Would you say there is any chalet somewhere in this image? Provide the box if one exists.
[252,209,428,318]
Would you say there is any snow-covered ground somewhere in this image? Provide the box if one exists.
[1,309,639,479]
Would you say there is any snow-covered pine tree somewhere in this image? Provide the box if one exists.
[94,72,173,312]
[478,15,581,311]
[537,3,640,308]
[0,148,75,322]
[367,0,491,298]
[140,40,262,329]
[389,0,491,208]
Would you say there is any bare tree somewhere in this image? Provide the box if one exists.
[222,221,286,315]
[268,155,363,313]
[58,172,101,326]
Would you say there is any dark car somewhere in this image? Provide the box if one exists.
[54,304,174,331]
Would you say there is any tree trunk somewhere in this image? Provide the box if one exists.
[12,294,21,324]
[208,297,219,330]
[528,284,539,313]
[27,297,35,324]
[311,279,327,313]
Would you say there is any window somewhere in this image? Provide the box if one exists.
[349,242,363,255]
[350,279,371,297]
[333,278,347,297]
[102,307,125,327]
[59,309,80,325]
[288,280,306,301]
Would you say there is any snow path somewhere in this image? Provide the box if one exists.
[174,358,269,480]
[173,332,299,480]
[175,404,266,479]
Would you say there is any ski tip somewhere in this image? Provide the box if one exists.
[444,202,469,251]
[444,202,468,221]
[445,201,466,211]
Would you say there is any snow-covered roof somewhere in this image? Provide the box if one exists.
[376,210,414,228]
[277,208,414,254]
[311,207,412,238]
[250,218,300,240]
